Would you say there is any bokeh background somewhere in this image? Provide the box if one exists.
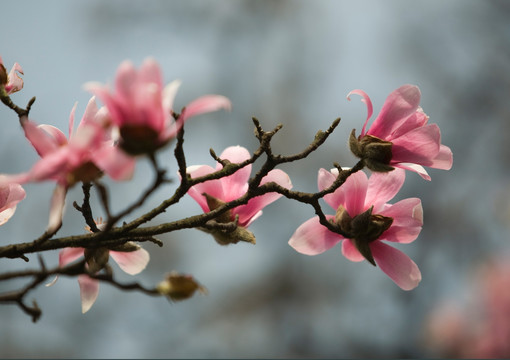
[1,0,510,358]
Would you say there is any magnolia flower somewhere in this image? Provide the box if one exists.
[0,56,24,95]
[58,245,150,313]
[289,168,422,290]
[348,84,453,180]
[186,145,292,245]
[0,97,132,231]
[86,57,232,156]
[0,180,26,225]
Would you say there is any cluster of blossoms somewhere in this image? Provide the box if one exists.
[0,55,452,314]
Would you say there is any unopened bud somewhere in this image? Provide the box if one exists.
[200,224,256,246]
[0,63,7,86]
[349,129,394,172]
[156,271,207,301]
[119,124,161,155]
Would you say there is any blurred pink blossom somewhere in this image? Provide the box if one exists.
[58,245,150,313]
[0,180,26,225]
[289,168,422,290]
[348,84,453,180]
[186,146,292,240]
[86,57,231,156]
[0,97,132,231]
[0,56,23,95]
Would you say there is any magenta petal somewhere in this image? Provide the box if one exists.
[347,89,373,137]
[59,247,85,266]
[388,107,429,140]
[365,168,405,211]
[391,124,441,164]
[234,168,291,227]
[217,146,252,201]
[186,165,224,212]
[110,248,150,275]
[341,239,365,262]
[369,85,421,139]
[372,241,421,290]
[289,215,342,255]
[180,95,232,122]
[78,275,100,313]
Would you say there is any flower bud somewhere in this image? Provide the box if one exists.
[84,247,110,273]
[156,271,207,301]
[349,129,394,172]
[0,63,7,87]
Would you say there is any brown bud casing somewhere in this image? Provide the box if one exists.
[349,129,395,172]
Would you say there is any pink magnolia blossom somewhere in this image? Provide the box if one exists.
[186,146,292,244]
[0,56,24,95]
[85,57,232,156]
[348,84,453,180]
[0,97,133,231]
[58,245,150,313]
[289,168,422,290]
[0,179,26,225]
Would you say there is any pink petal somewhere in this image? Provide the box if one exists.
[233,168,292,227]
[371,241,421,290]
[369,85,422,140]
[339,170,369,217]
[427,144,453,170]
[110,247,150,275]
[180,95,232,123]
[394,163,431,181]
[186,165,224,212]
[0,207,16,226]
[78,274,100,313]
[288,215,342,255]
[48,184,67,233]
[217,146,252,201]
[318,168,341,210]
[341,239,365,262]
[162,80,182,112]
[347,89,373,137]
[5,62,24,94]
[139,57,163,89]
[22,121,61,157]
[388,107,429,140]
[59,247,85,267]
[379,198,423,243]
[114,60,137,104]
[92,145,135,181]
[38,125,69,148]
[0,183,26,212]
[391,124,441,164]
[365,168,406,211]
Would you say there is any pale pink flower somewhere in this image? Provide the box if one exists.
[289,168,422,290]
[0,97,133,231]
[0,179,26,225]
[348,84,453,180]
[0,56,24,94]
[85,57,232,155]
[186,146,292,243]
[58,245,150,313]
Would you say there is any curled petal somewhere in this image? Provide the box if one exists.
[289,216,342,255]
[5,62,24,94]
[372,241,422,290]
[78,275,100,313]
[427,144,453,170]
[347,89,373,137]
[110,247,150,275]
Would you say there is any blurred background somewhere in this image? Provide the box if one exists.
[1,0,509,358]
